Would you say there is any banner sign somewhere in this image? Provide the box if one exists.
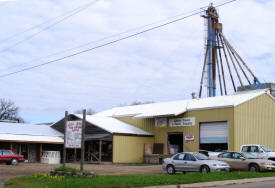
[65,121,82,148]
[169,117,195,127]
[185,134,195,141]
[155,118,167,128]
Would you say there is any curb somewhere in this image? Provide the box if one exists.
[146,177,275,188]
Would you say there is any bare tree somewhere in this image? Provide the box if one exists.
[119,101,155,107]
[130,101,155,106]
[0,98,24,122]
[74,108,96,115]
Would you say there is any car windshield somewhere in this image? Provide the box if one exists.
[260,146,273,152]
[193,153,209,160]
[242,153,257,159]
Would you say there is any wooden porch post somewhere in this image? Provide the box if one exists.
[40,144,42,162]
[99,140,102,163]
[74,148,77,162]
[10,143,12,151]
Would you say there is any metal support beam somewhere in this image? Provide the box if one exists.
[220,32,258,83]
[199,47,209,98]
[216,34,227,95]
[223,35,243,87]
[218,33,236,92]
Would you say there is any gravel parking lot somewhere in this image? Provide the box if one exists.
[0,163,163,188]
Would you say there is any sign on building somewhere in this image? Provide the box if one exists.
[185,134,195,141]
[169,117,195,127]
[65,121,82,148]
[155,118,167,128]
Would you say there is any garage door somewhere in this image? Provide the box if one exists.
[200,122,228,143]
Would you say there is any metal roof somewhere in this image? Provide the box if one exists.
[94,89,272,119]
[0,134,63,144]
[0,122,63,143]
[74,114,152,136]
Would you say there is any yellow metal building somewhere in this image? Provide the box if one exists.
[93,89,274,163]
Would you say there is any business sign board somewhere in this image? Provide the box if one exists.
[169,117,195,127]
[185,134,195,141]
[65,121,82,148]
[155,118,167,128]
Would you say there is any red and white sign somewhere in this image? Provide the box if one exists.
[65,121,82,148]
[185,134,194,141]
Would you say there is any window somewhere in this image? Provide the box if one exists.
[250,146,259,152]
[260,146,273,152]
[232,153,242,159]
[184,154,196,161]
[218,152,232,158]
[193,153,209,160]
[2,150,12,155]
[242,146,249,152]
[173,153,185,160]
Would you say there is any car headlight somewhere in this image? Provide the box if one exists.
[261,162,273,166]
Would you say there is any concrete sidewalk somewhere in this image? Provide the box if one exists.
[147,177,275,188]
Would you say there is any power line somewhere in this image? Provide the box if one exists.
[0,0,99,43]
[0,2,210,72]
[0,0,237,78]
[0,0,100,53]
[0,0,234,72]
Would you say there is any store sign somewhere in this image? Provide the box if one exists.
[185,134,195,141]
[169,117,195,127]
[65,121,82,148]
[155,118,167,128]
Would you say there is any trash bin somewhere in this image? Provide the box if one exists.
[41,151,61,164]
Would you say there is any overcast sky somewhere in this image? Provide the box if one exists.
[0,0,274,123]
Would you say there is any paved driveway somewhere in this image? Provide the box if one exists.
[0,163,163,188]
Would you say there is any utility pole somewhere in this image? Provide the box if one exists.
[63,111,68,167]
[80,109,86,171]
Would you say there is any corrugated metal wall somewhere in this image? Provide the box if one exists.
[117,107,234,153]
[113,135,154,163]
[234,94,275,151]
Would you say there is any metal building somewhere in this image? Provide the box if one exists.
[90,89,274,163]
[0,122,63,162]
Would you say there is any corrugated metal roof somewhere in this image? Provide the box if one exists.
[94,89,271,119]
[0,133,63,143]
[74,114,152,136]
[0,122,63,143]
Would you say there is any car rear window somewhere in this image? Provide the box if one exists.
[242,146,249,152]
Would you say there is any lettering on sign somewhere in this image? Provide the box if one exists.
[65,121,82,148]
[169,117,195,127]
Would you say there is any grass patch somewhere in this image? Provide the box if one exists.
[5,171,275,188]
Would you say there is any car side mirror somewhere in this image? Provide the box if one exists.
[240,157,246,160]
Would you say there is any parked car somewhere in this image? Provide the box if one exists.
[0,149,24,165]
[162,152,230,174]
[210,151,275,172]
[240,145,275,161]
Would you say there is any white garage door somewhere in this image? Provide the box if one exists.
[200,122,228,143]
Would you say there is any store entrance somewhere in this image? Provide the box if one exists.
[167,132,184,155]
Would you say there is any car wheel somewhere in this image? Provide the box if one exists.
[167,165,175,175]
[200,165,210,173]
[11,158,18,165]
[249,164,259,172]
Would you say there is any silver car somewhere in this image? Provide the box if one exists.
[162,152,230,174]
